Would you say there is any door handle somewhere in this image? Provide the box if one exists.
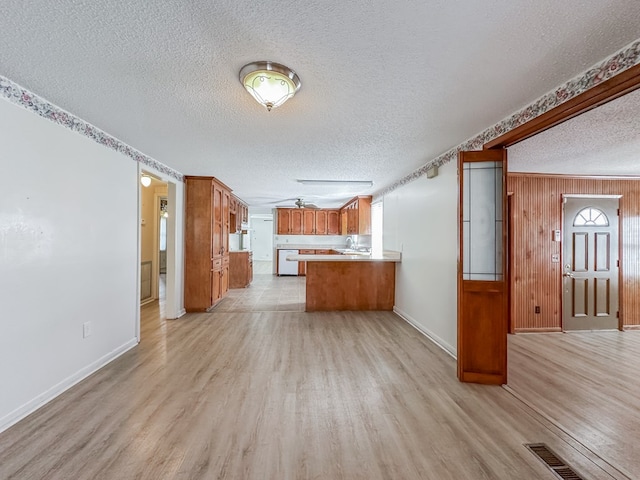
[563,272,574,278]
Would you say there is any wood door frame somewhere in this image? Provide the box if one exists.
[561,194,624,331]
[476,63,640,374]
[484,63,640,149]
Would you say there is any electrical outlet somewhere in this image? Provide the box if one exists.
[83,321,92,338]
[534,306,541,314]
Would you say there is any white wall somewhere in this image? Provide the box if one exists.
[383,162,458,356]
[0,97,140,431]
[164,180,185,320]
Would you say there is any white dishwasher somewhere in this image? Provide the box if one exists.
[278,249,299,275]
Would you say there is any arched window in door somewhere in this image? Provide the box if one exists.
[573,207,609,227]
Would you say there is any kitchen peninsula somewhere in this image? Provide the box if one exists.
[286,251,401,311]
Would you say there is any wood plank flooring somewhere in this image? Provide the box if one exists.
[508,331,640,480]
[0,272,629,479]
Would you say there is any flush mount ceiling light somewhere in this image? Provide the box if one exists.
[239,61,301,111]
[140,174,152,187]
[297,180,374,187]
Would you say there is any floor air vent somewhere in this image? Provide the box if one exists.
[525,444,584,480]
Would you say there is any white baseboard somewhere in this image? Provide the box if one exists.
[0,338,138,434]
[393,306,457,359]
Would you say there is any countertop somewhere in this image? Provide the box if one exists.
[286,251,402,263]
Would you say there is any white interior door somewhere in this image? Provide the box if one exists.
[562,196,620,331]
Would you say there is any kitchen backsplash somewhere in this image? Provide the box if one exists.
[275,234,371,248]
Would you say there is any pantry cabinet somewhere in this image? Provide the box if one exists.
[185,176,232,312]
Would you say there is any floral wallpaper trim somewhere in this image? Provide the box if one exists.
[0,75,184,182]
[376,38,640,199]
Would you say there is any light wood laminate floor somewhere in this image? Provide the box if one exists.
[508,331,640,480]
[0,273,629,479]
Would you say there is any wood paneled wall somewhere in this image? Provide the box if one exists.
[507,174,640,331]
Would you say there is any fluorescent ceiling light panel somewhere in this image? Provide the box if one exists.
[297,180,373,187]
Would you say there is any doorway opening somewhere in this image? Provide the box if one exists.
[139,168,177,341]
[250,212,274,275]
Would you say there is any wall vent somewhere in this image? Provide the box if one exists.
[525,443,584,480]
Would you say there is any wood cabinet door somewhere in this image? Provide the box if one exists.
[277,209,291,234]
[327,210,340,235]
[348,204,358,234]
[212,183,223,258]
[222,190,230,254]
[303,210,316,234]
[211,267,222,305]
[221,264,229,296]
[315,210,328,235]
[356,197,372,234]
[290,209,304,234]
[298,249,314,276]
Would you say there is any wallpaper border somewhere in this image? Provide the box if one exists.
[0,76,184,182]
[377,38,640,199]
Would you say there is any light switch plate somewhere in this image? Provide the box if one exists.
[551,254,560,263]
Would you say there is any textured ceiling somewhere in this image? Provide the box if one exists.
[1,1,640,207]
[509,87,640,175]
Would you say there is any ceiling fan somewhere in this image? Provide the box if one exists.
[251,196,320,208]
[291,198,319,209]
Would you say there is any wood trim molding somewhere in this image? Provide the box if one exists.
[485,63,640,149]
[508,172,640,180]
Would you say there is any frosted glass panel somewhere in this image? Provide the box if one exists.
[462,161,503,281]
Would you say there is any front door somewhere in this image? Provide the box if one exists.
[562,196,620,331]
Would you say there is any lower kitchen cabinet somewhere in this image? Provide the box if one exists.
[229,251,253,288]
[298,249,315,276]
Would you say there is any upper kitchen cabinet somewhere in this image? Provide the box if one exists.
[303,209,328,235]
[277,208,291,234]
[327,210,341,235]
[230,194,249,233]
[340,196,372,235]
[277,208,303,234]
[184,176,232,312]
[278,207,343,235]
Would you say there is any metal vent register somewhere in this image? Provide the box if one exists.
[525,444,584,480]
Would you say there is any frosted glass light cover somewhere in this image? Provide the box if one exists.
[243,71,296,110]
[240,62,301,111]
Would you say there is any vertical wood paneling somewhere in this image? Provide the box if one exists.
[508,174,640,330]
